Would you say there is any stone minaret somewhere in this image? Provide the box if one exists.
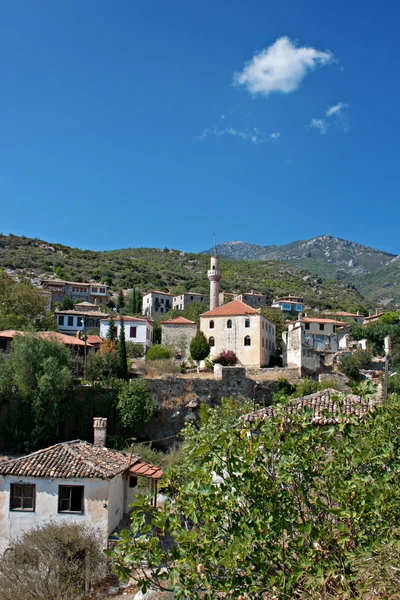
[207,239,222,310]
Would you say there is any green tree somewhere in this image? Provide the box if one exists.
[117,315,128,379]
[106,314,116,341]
[117,289,125,312]
[189,330,209,362]
[116,379,154,429]
[111,394,400,599]
[61,296,74,310]
[146,344,171,361]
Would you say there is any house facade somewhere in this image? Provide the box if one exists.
[161,316,197,360]
[56,303,106,335]
[99,316,153,349]
[234,291,268,308]
[200,300,276,367]
[142,291,173,319]
[0,419,162,555]
[282,317,351,372]
[272,295,304,314]
[40,279,109,307]
[172,292,209,311]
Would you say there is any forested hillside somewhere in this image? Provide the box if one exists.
[0,234,369,311]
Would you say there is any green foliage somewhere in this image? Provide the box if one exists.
[339,350,372,382]
[0,522,106,600]
[189,331,209,362]
[127,288,142,315]
[380,310,400,324]
[61,295,74,310]
[160,301,209,326]
[117,316,128,379]
[125,341,145,358]
[351,321,400,354]
[117,289,125,311]
[0,269,48,329]
[116,379,154,429]
[261,307,286,353]
[111,394,400,599]
[273,377,340,403]
[106,315,116,341]
[146,344,172,361]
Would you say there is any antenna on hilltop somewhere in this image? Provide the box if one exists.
[213,232,218,256]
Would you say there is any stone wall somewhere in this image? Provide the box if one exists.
[161,324,197,360]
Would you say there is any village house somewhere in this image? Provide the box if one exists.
[200,300,276,367]
[218,291,236,306]
[172,292,209,311]
[100,315,153,350]
[142,291,173,319]
[363,310,385,325]
[272,295,304,314]
[325,310,364,325]
[55,302,107,335]
[40,279,109,308]
[282,316,351,373]
[234,290,268,308]
[161,316,197,360]
[0,330,93,355]
[0,419,162,555]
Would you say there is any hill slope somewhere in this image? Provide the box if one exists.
[204,235,400,307]
[0,234,367,312]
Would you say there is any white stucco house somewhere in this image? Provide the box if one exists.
[142,291,173,319]
[100,316,153,350]
[0,418,162,555]
[200,300,276,367]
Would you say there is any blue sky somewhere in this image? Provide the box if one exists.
[0,0,399,254]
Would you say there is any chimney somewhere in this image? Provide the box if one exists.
[93,417,107,447]
[357,311,360,315]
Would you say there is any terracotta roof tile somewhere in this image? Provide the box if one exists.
[300,318,349,325]
[241,389,375,425]
[161,317,196,325]
[200,300,259,318]
[0,330,92,347]
[129,461,163,480]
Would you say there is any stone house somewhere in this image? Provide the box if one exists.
[363,311,385,325]
[172,292,209,311]
[100,316,153,351]
[234,290,268,308]
[161,316,197,360]
[142,291,173,319]
[282,317,351,373]
[0,419,162,555]
[40,279,109,308]
[200,300,276,367]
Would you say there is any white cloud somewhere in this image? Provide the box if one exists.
[326,102,348,117]
[220,114,225,120]
[233,36,334,97]
[310,118,327,134]
[198,126,280,144]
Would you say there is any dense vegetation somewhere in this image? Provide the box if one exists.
[112,394,400,599]
[0,233,369,312]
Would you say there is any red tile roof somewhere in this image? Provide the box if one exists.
[364,312,385,321]
[0,330,92,347]
[327,311,361,318]
[129,461,163,480]
[161,316,196,325]
[200,299,259,318]
[300,318,349,326]
[86,335,102,344]
[101,316,151,324]
[241,389,375,425]
[0,440,163,481]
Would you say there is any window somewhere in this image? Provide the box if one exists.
[68,316,74,327]
[130,326,137,338]
[200,297,203,301]
[227,320,232,329]
[244,336,251,346]
[209,336,215,347]
[245,319,250,328]
[190,296,193,300]
[99,287,105,294]
[155,307,158,312]
[160,298,164,304]
[10,484,35,511]
[161,308,164,313]
[305,323,310,330]
[319,324,325,331]
[91,287,98,293]
[262,321,264,329]
[76,316,83,327]
[129,476,138,488]
[58,486,84,513]
[333,325,336,333]
[58,316,64,326]
[209,320,214,329]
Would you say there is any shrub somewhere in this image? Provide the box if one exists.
[126,341,145,358]
[212,350,237,366]
[117,379,154,429]
[146,344,172,361]
[0,522,106,600]
[189,331,210,362]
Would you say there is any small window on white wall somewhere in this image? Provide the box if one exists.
[227,320,232,329]
[244,336,251,346]
[209,336,215,347]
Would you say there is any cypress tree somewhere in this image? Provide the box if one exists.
[136,289,142,314]
[107,314,116,341]
[130,288,136,314]
[117,315,128,379]
[117,290,125,312]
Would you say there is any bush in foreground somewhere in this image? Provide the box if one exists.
[0,522,106,600]
[146,344,171,361]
